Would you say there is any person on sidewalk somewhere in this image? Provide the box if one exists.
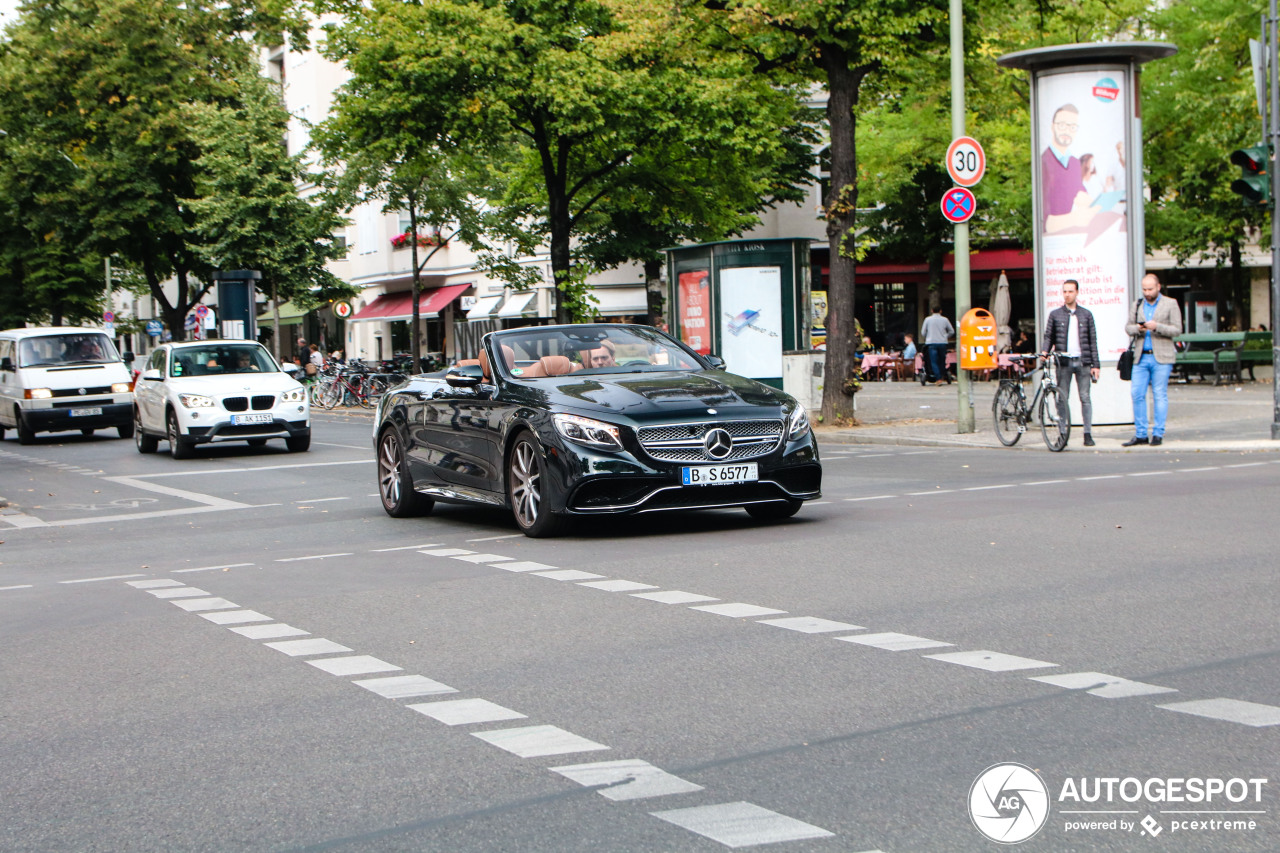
[1042,279,1100,447]
[921,307,954,385]
[1122,273,1182,447]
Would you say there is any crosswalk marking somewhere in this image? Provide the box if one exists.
[353,674,457,699]
[1031,671,1176,699]
[306,655,402,676]
[147,587,209,599]
[758,616,864,634]
[229,624,309,640]
[472,725,610,758]
[171,597,238,612]
[1158,698,1280,727]
[691,603,787,618]
[631,590,719,604]
[264,638,353,657]
[551,759,704,801]
[651,801,834,847]
[925,650,1058,672]
[837,632,952,651]
[199,609,271,625]
[407,698,527,726]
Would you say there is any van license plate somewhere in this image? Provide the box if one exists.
[682,463,758,485]
[232,414,273,425]
[70,407,103,417]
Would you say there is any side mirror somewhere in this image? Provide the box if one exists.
[445,368,483,389]
[141,368,162,381]
[704,354,726,370]
[0,357,12,372]
[122,351,135,366]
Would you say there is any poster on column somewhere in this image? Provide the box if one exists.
[1036,68,1131,359]
[677,270,712,355]
[718,266,783,378]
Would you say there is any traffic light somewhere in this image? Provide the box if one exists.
[1230,144,1271,206]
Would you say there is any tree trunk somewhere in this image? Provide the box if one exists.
[819,49,872,423]
[928,254,943,313]
[644,256,664,327]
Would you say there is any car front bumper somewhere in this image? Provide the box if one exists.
[182,417,310,444]
[22,400,133,433]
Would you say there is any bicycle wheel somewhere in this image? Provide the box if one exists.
[308,380,329,407]
[992,382,1024,446]
[318,380,344,410]
[1039,385,1070,452]
[359,377,388,408]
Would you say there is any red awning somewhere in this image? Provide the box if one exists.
[349,283,472,322]
[820,248,1035,280]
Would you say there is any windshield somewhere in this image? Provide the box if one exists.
[169,344,278,377]
[18,333,119,367]
[491,325,703,379]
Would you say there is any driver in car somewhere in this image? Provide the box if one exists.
[235,351,259,372]
[589,339,616,368]
[74,339,104,361]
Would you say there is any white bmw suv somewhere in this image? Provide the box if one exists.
[133,340,310,458]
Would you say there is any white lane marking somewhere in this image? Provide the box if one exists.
[492,561,558,573]
[173,563,254,573]
[306,656,403,676]
[199,610,272,625]
[147,588,210,599]
[1076,475,1122,481]
[420,548,475,557]
[632,591,719,604]
[837,632,952,651]
[472,725,610,758]
[1030,672,1177,699]
[370,544,442,552]
[0,584,34,591]
[533,570,606,582]
[858,453,893,458]
[1022,480,1069,486]
[552,759,704,801]
[1178,467,1221,472]
[466,534,525,542]
[127,579,184,589]
[691,603,787,618]
[807,501,831,506]
[1127,471,1172,477]
[172,597,239,612]
[353,675,457,699]
[407,698,527,726]
[100,475,252,508]
[313,442,368,450]
[0,512,48,528]
[1224,462,1268,468]
[906,489,956,495]
[45,505,278,527]
[758,616,864,634]
[578,580,659,592]
[844,495,896,502]
[925,650,1058,672]
[229,624,309,639]
[900,450,939,455]
[962,484,1015,491]
[451,553,514,564]
[1158,698,1280,727]
[60,574,147,584]
[264,638,353,657]
[122,459,369,479]
[294,497,349,504]
[274,553,353,562]
[651,802,834,847]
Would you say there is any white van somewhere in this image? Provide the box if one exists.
[0,327,136,444]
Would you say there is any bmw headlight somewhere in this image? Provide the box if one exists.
[787,403,811,440]
[177,393,214,408]
[281,388,306,403]
[553,413,623,451]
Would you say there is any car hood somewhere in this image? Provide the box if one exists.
[533,370,792,419]
[166,374,301,394]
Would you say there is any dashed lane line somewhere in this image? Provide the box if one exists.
[59,573,147,584]
[173,563,255,573]
[0,585,34,592]
[274,553,354,562]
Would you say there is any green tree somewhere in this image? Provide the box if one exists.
[183,69,352,362]
[317,0,815,324]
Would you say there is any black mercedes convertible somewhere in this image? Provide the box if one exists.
[372,323,821,537]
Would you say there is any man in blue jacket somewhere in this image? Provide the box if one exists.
[1043,279,1100,447]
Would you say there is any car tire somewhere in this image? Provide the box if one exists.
[15,410,36,445]
[134,409,158,453]
[377,427,432,517]
[507,432,566,538]
[745,499,803,521]
[0,425,5,441]
[167,410,194,460]
[117,420,134,439]
[286,432,310,453]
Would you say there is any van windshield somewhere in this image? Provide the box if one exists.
[18,333,120,367]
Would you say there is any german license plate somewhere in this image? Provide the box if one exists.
[681,463,758,486]
[231,413,273,425]
[70,407,102,417]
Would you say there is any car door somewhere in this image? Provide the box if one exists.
[0,338,15,426]
[134,348,168,431]
[415,381,502,493]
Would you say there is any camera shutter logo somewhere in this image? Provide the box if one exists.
[969,763,1050,844]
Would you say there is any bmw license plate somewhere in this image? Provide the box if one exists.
[231,413,273,425]
[682,463,758,486]
[70,407,103,417]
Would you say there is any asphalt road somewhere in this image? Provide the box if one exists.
[1,416,1278,852]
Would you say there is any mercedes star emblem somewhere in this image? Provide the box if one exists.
[704,428,733,460]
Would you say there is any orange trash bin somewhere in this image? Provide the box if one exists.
[958,308,998,370]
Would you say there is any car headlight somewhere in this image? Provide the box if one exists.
[24,388,53,399]
[111,382,132,393]
[787,403,811,440]
[177,393,214,408]
[553,413,623,451]
[281,388,306,403]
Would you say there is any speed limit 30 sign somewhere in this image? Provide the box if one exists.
[946,136,986,188]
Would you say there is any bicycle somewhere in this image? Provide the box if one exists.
[314,366,389,409]
[992,352,1070,452]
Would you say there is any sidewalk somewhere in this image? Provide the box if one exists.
[821,368,1280,452]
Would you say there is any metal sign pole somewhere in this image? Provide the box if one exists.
[951,0,975,433]
[1271,0,1280,438]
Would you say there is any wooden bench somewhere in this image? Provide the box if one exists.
[1242,331,1273,380]
[1174,332,1245,385]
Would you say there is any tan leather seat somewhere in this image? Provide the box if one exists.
[477,345,515,381]
[539,355,574,376]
